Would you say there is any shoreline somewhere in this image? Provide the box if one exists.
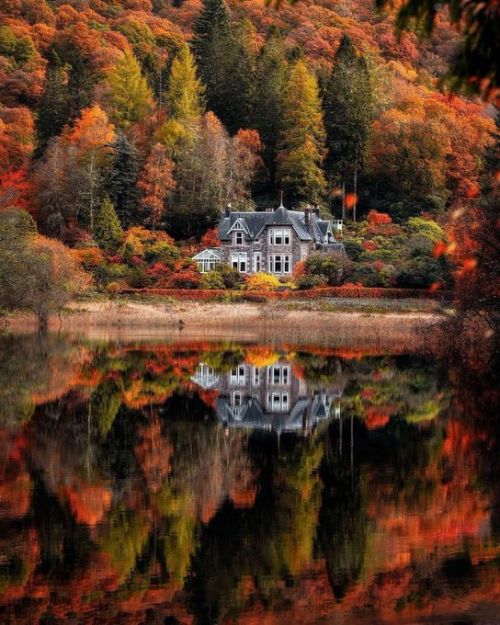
[1,298,447,351]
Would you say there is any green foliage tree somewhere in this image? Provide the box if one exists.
[277,60,327,203]
[254,35,287,182]
[165,44,205,127]
[0,208,89,328]
[35,64,70,158]
[105,134,141,228]
[106,49,154,128]
[192,0,254,134]
[93,196,124,252]
[0,25,35,66]
[323,35,374,220]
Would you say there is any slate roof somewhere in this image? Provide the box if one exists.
[215,394,339,434]
[218,205,339,246]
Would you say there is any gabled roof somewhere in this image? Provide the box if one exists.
[192,248,222,260]
[218,205,339,245]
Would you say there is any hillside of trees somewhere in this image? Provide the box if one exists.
[0,0,497,317]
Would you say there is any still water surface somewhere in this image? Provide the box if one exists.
[0,334,498,624]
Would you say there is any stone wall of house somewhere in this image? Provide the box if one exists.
[221,226,315,275]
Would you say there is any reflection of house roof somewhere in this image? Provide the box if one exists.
[218,206,342,249]
[215,393,341,434]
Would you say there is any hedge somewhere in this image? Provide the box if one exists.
[115,286,453,301]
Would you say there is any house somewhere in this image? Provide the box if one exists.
[191,358,345,435]
[193,202,344,275]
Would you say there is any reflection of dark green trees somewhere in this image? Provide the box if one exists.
[90,379,122,436]
[318,446,368,601]
[0,334,80,426]
[187,434,323,625]
[342,356,448,425]
[33,479,93,579]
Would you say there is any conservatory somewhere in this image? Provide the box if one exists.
[192,248,222,273]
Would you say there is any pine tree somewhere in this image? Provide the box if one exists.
[192,0,254,134]
[35,63,69,158]
[105,133,141,228]
[106,49,153,129]
[67,48,97,122]
[277,60,326,203]
[254,35,287,183]
[323,35,374,220]
[93,196,123,252]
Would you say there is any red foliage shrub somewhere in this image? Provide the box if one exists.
[200,228,220,249]
[159,270,201,289]
[367,209,392,225]
[146,262,171,278]
[363,240,378,251]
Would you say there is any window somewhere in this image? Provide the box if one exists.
[269,255,291,274]
[253,367,260,385]
[267,364,290,385]
[268,392,289,412]
[231,252,248,273]
[269,229,291,246]
[233,392,242,407]
[253,252,261,273]
[196,255,221,273]
[234,231,244,245]
[230,365,246,385]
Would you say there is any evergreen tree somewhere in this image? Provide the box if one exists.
[105,134,141,228]
[35,63,69,158]
[254,35,287,183]
[165,44,205,129]
[277,60,326,203]
[106,49,153,129]
[67,48,98,122]
[93,196,123,252]
[323,35,374,220]
[192,0,254,134]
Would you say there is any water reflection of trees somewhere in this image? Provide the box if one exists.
[0,336,497,624]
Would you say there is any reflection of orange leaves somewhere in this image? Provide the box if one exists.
[292,363,305,380]
[462,258,477,272]
[245,347,279,367]
[429,281,443,293]
[63,481,112,526]
[344,193,357,209]
[432,240,446,257]
[365,412,390,430]
[0,473,32,519]
[230,485,257,509]
[198,389,218,409]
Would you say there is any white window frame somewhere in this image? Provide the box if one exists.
[230,365,246,385]
[231,252,248,273]
[269,228,291,246]
[253,252,261,273]
[269,254,291,275]
[267,392,289,412]
[234,231,244,245]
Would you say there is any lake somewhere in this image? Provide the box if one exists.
[0,332,498,625]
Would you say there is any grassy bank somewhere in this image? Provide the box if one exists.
[1,295,448,352]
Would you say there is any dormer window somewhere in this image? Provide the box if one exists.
[234,231,244,245]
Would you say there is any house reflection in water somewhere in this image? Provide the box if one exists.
[192,359,345,435]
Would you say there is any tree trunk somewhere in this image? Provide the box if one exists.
[341,179,346,221]
[37,310,49,335]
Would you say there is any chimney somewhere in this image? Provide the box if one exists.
[304,205,311,228]
[225,203,231,217]
[313,204,320,218]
